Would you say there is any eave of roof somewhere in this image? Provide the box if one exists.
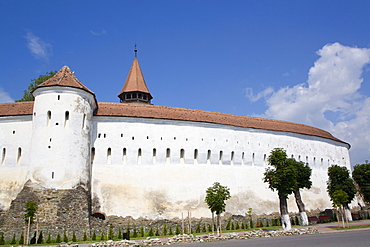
[0,102,34,117]
[96,102,349,146]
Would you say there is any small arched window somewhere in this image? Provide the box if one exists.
[180,149,185,164]
[194,149,198,164]
[166,148,171,164]
[107,148,112,164]
[138,148,142,164]
[47,111,51,127]
[64,111,69,128]
[219,151,223,165]
[152,148,157,164]
[17,147,22,165]
[123,148,127,165]
[207,150,211,164]
[1,148,6,165]
[230,151,234,165]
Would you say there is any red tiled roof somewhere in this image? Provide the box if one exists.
[96,102,348,146]
[0,102,34,116]
[0,101,348,146]
[118,57,152,97]
[34,65,95,95]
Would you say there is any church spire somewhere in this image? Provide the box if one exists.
[118,47,153,104]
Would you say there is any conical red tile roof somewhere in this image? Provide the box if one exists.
[35,65,95,95]
[118,57,152,97]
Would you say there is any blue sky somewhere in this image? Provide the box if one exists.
[1,0,369,166]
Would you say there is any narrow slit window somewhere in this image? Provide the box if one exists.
[263,154,267,166]
[17,147,22,165]
[57,95,60,100]
[194,149,198,164]
[1,148,6,165]
[219,151,223,165]
[230,151,234,165]
[180,149,185,164]
[207,150,211,164]
[123,148,127,165]
[82,114,87,129]
[65,111,70,128]
[47,111,51,127]
[166,148,171,164]
[91,147,95,164]
[138,148,142,164]
[152,148,157,164]
[107,148,112,164]
[252,153,255,166]
[242,152,245,165]
[52,172,54,179]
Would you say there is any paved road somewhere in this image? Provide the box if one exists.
[172,229,370,247]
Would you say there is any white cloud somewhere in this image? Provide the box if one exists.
[0,88,14,103]
[245,87,274,102]
[25,32,53,61]
[247,42,370,165]
[90,29,107,36]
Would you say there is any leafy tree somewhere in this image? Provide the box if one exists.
[352,163,370,203]
[332,190,350,228]
[175,224,180,235]
[72,231,77,242]
[16,71,56,102]
[205,182,231,235]
[132,226,138,238]
[263,148,297,230]
[327,165,356,221]
[55,233,61,243]
[63,229,68,242]
[0,232,4,245]
[24,201,38,224]
[291,158,312,225]
[10,233,16,244]
[168,225,173,235]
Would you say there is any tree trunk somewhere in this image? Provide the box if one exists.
[279,195,291,230]
[216,213,220,236]
[344,203,353,222]
[293,189,308,225]
[211,212,215,234]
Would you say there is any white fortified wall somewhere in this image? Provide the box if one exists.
[91,117,350,219]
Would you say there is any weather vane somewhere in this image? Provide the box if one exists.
[134,43,138,57]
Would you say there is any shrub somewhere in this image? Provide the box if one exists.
[163,224,167,236]
[117,228,122,239]
[100,231,105,240]
[83,231,87,241]
[0,233,5,245]
[63,229,68,243]
[148,226,154,237]
[72,231,77,242]
[108,225,114,240]
[140,226,145,237]
[132,226,138,238]
[38,231,44,244]
[169,226,173,235]
[92,231,96,241]
[155,227,160,236]
[10,233,17,244]
[226,219,231,230]
[46,233,52,243]
[235,221,240,230]
[18,232,24,245]
[175,224,180,235]
[56,233,61,243]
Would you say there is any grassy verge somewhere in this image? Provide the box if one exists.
[332,224,370,230]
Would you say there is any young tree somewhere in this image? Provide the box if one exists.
[332,190,349,228]
[16,71,56,102]
[327,164,356,221]
[24,201,38,244]
[263,148,297,230]
[291,159,312,225]
[204,182,231,235]
[352,162,370,203]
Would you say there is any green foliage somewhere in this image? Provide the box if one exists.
[207,223,212,232]
[226,219,231,230]
[45,232,51,243]
[83,231,88,241]
[16,71,56,102]
[10,233,16,244]
[148,226,154,237]
[155,227,160,236]
[72,231,77,242]
[163,224,168,235]
[175,224,180,235]
[30,231,37,244]
[327,165,356,206]
[132,226,138,238]
[202,223,207,232]
[195,222,200,233]
[169,225,173,235]
[100,231,105,240]
[108,225,114,239]
[241,222,245,229]
[38,231,44,244]
[293,160,312,190]
[117,228,122,239]
[235,221,240,230]
[231,221,235,230]
[56,233,61,243]
[92,231,96,241]
[352,163,370,203]
[140,226,145,237]
[0,232,4,245]
[332,190,349,207]
[19,232,24,245]
[205,182,231,216]
[63,229,68,243]
[263,149,297,199]
[24,201,38,224]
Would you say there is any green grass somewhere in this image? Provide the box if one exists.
[332,224,370,230]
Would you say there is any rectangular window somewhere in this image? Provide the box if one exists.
[230,151,234,165]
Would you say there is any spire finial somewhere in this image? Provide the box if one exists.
[134,43,138,57]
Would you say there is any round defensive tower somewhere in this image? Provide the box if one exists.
[29,66,97,189]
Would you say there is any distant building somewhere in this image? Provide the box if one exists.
[0,54,351,229]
